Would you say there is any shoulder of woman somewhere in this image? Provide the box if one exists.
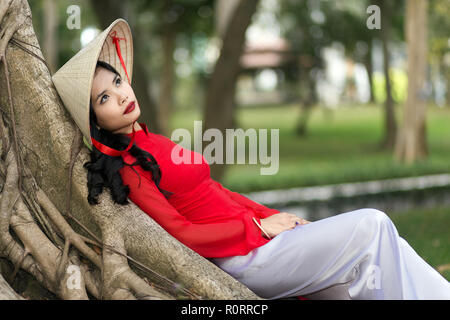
[119,162,155,187]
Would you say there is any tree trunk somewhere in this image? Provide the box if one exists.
[215,0,241,38]
[394,0,429,163]
[0,0,260,300]
[379,0,397,150]
[203,0,260,182]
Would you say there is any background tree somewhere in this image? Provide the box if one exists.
[279,0,406,151]
[376,0,396,150]
[394,0,429,163]
[154,0,215,136]
[278,0,378,136]
[202,0,260,181]
[278,0,327,136]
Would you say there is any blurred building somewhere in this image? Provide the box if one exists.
[237,38,298,106]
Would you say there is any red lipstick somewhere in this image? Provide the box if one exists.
[124,101,135,114]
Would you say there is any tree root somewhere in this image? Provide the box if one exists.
[101,232,171,300]
[0,1,180,300]
[0,121,173,299]
[0,272,24,300]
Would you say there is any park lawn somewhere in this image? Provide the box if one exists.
[389,206,450,281]
[171,103,450,193]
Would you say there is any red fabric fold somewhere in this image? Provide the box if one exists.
[118,124,279,258]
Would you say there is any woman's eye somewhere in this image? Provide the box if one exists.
[101,94,108,104]
[99,78,120,104]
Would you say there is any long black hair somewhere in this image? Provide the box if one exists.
[83,60,173,205]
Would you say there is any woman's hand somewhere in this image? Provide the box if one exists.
[259,212,310,239]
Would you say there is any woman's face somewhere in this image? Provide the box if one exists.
[90,67,140,134]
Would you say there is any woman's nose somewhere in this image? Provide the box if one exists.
[119,92,128,105]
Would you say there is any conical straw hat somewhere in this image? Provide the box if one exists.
[52,18,133,149]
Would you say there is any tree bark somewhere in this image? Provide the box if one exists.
[0,0,261,300]
[203,0,260,182]
[394,0,429,163]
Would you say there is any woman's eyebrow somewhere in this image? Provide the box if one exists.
[95,74,119,103]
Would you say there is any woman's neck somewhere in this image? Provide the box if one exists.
[113,121,142,135]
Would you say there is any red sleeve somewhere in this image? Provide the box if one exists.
[119,166,268,258]
[212,180,280,219]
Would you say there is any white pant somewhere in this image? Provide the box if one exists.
[211,208,450,300]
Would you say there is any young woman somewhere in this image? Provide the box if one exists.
[83,60,450,300]
[51,18,449,300]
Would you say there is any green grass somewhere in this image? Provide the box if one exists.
[170,103,450,192]
[390,207,450,281]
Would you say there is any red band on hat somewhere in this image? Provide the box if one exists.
[109,31,131,84]
[89,30,134,157]
[90,121,137,157]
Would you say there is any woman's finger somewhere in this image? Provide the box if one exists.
[294,217,310,225]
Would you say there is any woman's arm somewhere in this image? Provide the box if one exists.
[212,181,311,238]
[212,180,280,219]
[119,166,267,258]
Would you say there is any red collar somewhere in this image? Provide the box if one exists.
[90,121,150,157]
[125,122,149,137]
